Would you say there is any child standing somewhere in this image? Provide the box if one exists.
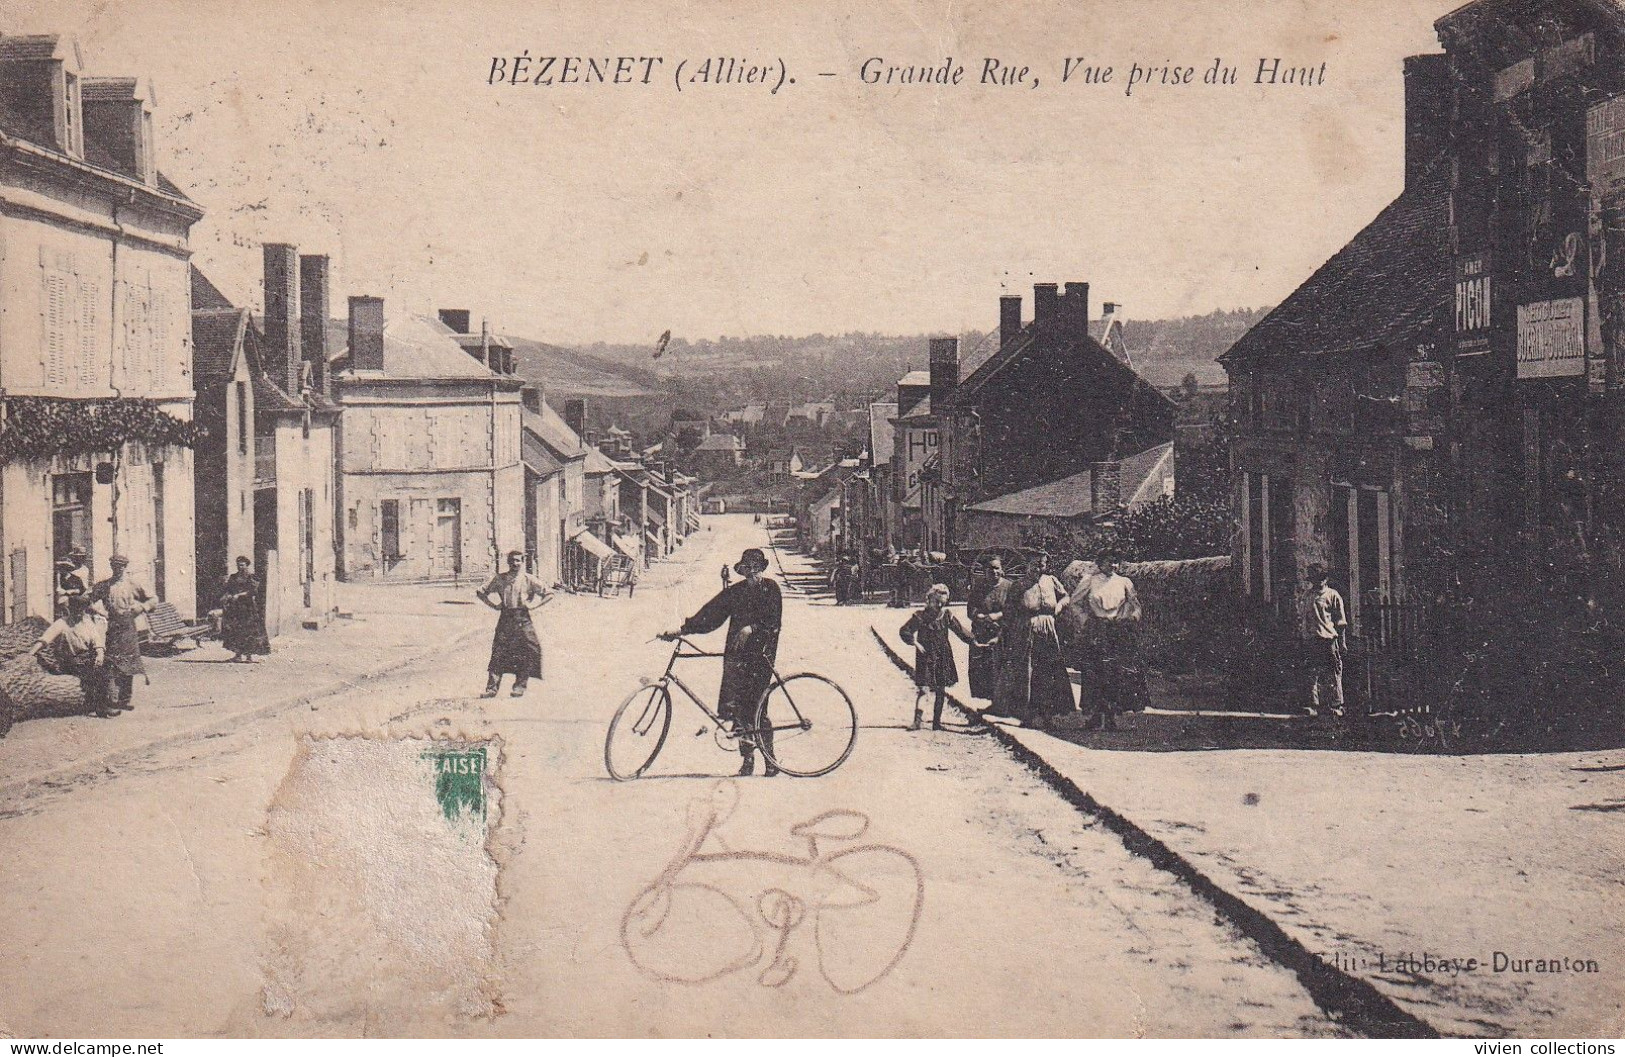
[899,583,975,731]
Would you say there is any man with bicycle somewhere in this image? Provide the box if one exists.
[662,547,782,777]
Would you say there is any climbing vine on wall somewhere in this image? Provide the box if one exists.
[0,397,204,461]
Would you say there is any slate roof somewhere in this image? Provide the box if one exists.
[338,312,499,380]
[1220,158,1452,366]
[522,403,586,460]
[192,308,248,392]
[868,402,898,464]
[523,430,566,476]
[967,442,1173,519]
[191,266,236,312]
[583,446,619,474]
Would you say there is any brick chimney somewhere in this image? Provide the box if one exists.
[928,337,959,411]
[1090,460,1122,515]
[1403,53,1450,190]
[999,295,1022,349]
[1033,283,1059,324]
[299,254,331,399]
[438,309,471,334]
[520,385,544,415]
[263,243,302,398]
[1063,282,1091,342]
[348,296,386,372]
[565,398,587,438]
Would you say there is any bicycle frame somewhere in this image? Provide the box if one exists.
[655,636,812,738]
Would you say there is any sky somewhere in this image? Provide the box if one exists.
[11,0,1457,345]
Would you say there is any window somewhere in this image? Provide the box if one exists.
[1240,471,1295,612]
[236,381,249,455]
[380,499,401,568]
[52,473,94,601]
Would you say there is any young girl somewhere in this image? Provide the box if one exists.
[899,583,975,731]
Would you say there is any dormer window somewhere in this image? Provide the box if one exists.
[0,34,87,160]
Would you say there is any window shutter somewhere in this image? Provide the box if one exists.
[78,276,100,390]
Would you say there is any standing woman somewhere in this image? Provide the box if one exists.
[998,553,1077,728]
[219,556,271,662]
[966,556,1013,703]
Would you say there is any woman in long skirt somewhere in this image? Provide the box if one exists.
[219,556,272,662]
[995,554,1076,727]
[966,557,1013,701]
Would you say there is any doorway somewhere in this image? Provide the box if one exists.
[433,498,463,581]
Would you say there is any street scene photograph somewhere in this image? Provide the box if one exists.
[0,0,1621,1043]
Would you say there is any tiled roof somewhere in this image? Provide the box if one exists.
[1221,158,1451,365]
[968,442,1174,518]
[896,394,932,421]
[81,77,141,102]
[695,434,743,451]
[0,35,71,62]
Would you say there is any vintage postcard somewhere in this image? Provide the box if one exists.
[0,0,1620,1042]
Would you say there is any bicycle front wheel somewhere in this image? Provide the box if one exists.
[605,682,673,780]
[754,673,857,777]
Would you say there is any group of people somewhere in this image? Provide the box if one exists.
[898,552,1145,732]
[34,551,159,718]
[36,550,273,720]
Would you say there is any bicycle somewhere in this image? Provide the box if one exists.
[604,634,858,780]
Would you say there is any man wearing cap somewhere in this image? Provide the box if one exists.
[476,551,551,698]
[89,555,154,713]
[56,545,92,615]
[662,547,783,777]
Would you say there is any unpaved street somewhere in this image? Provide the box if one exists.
[0,516,1342,1038]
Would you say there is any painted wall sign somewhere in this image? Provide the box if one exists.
[1517,298,1586,379]
[1588,96,1625,192]
[1455,255,1491,340]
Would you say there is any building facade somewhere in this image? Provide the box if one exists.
[333,300,525,583]
[0,35,203,619]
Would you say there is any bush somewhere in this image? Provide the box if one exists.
[1083,494,1232,562]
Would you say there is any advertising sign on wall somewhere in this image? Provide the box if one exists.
[1517,298,1586,379]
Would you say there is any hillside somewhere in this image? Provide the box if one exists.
[566,308,1265,401]
[507,336,662,399]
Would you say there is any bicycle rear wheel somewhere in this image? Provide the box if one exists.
[605,682,673,780]
[754,673,857,777]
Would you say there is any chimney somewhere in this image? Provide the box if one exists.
[1102,302,1119,317]
[1033,283,1060,324]
[1090,460,1122,516]
[1403,53,1450,190]
[928,337,959,411]
[1064,282,1091,342]
[348,296,386,372]
[438,309,471,334]
[565,398,587,438]
[520,385,544,415]
[299,254,331,399]
[263,243,302,398]
[999,295,1022,349]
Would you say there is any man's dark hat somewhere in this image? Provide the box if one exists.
[734,548,770,575]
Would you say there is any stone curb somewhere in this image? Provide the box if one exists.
[868,625,1440,1040]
